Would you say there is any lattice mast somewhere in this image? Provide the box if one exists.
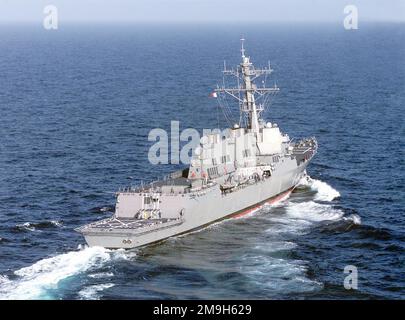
[215,38,280,133]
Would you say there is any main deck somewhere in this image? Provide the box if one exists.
[76,216,183,233]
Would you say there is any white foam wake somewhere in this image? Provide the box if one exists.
[286,201,344,222]
[284,178,352,226]
[0,246,127,300]
[265,201,346,237]
[343,214,362,225]
[78,283,115,300]
[265,177,359,235]
[310,179,340,201]
[296,176,340,202]
[241,253,323,294]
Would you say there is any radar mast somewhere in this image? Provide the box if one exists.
[215,39,279,133]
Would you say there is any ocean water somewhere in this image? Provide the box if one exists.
[0,23,404,300]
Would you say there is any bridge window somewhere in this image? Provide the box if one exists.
[207,167,219,178]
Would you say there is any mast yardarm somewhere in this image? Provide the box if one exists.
[215,39,279,133]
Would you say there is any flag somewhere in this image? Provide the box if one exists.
[209,92,218,98]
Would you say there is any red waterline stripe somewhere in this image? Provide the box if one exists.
[233,188,293,218]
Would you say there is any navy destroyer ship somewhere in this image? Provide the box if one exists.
[76,40,317,249]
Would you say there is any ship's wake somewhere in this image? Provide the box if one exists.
[296,176,341,201]
[0,246,128,300]
[239,177,360,296]
[233,176,359,227]
[0,177,360,299]
[294,176,359,223]
[268,176,361,233]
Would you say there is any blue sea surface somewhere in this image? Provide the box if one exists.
[0,23,404,299]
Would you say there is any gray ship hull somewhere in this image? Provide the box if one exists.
[80,159,309,249]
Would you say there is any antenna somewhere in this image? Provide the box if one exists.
[240,37,245,58]
[215,39,280,133]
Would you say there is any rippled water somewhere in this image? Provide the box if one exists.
[0,23,404,299]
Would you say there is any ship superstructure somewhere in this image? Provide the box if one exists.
[76,40,317,249]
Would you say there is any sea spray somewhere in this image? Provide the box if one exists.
[286,201,344,222]
[0,246,126,300]
[311,179,341,201]
[78,283,115,300]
